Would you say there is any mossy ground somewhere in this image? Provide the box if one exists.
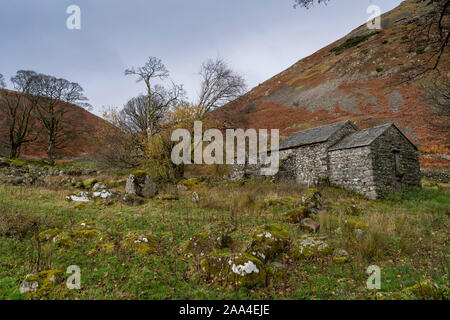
[0,178,448,300]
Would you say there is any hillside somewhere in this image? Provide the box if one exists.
[0,89,111,160]
[214,0,449,169]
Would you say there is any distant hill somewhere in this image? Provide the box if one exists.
[0,88,111,160]
[213,0,449,169]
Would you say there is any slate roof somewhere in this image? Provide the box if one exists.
[279,120,356,150]
[329,123,416,151]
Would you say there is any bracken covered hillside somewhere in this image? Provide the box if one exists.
[0,89,111,159]
[214,0,449,169]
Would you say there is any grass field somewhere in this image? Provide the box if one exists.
[0,177,448,300]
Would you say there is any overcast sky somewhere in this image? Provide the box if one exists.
[0,0,403,116]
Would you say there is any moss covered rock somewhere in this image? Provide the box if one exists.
[301,188,326,214]
[121,231,158,254]
[283,206,308,223]
[182,222,235,257]
[245,224,290,262]
[333,249,350,264]
[52,231,74,248]
[200,253,266,288]
[292,236,331,259]
[178,178,201,189]
[345,219,368,231]
[82,178,98,189]
[20,269,64,299]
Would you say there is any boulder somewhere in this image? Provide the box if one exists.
[125,171,157,198]
[182,222,235,257]
[20,270,64,299]
[245,224,290,262]
[200,252,266,288]
[66,192,90,202]
[92,182,107,192]
[292,236,331,259]
[301,188,326,214]
[283,206,308,223]
[333,249,350,264]
[120,231,158,254]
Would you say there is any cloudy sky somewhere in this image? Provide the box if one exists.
[0,0,403,116]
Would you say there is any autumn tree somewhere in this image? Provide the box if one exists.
[0,70,40,158]
[99,84,185,170]
[32,73,90,165]
[197,58,247,118]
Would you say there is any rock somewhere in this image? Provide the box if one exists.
[125,171,157,198]
[120,231,158,254]
[333,249,350,264]
[92,182,107,192]
[300,218,320,233]
[182,222,235,257]
[292,236,331,259]
[301,188,326,214]
[177,184,188,191]
[200,253,266,288]
[20,270,64,298]
[92,190,121,200]
[245,224,290,262]
[82,178,97,189]
[191,191,200,203]
[66,192,90,202]
[283,206,308,223]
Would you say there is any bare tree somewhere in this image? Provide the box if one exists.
[293,0,329,9]
[125,57,180,140]
[422,73,450,118]
[197,58,247,117]
[32,73,90,164]
[0,70,39,158]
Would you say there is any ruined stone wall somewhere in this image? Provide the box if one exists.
[370,126,421,196]
[328,146,378,199]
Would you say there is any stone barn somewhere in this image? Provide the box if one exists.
[327,123,421,199]
[231,120,421,199]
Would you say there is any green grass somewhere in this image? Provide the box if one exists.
[0,181,448,300]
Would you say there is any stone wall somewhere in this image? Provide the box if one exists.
[328,146,378,199]
[370,126,421,196]
[275,121,357,185]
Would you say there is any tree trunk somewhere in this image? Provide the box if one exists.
[47,138,55,165]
